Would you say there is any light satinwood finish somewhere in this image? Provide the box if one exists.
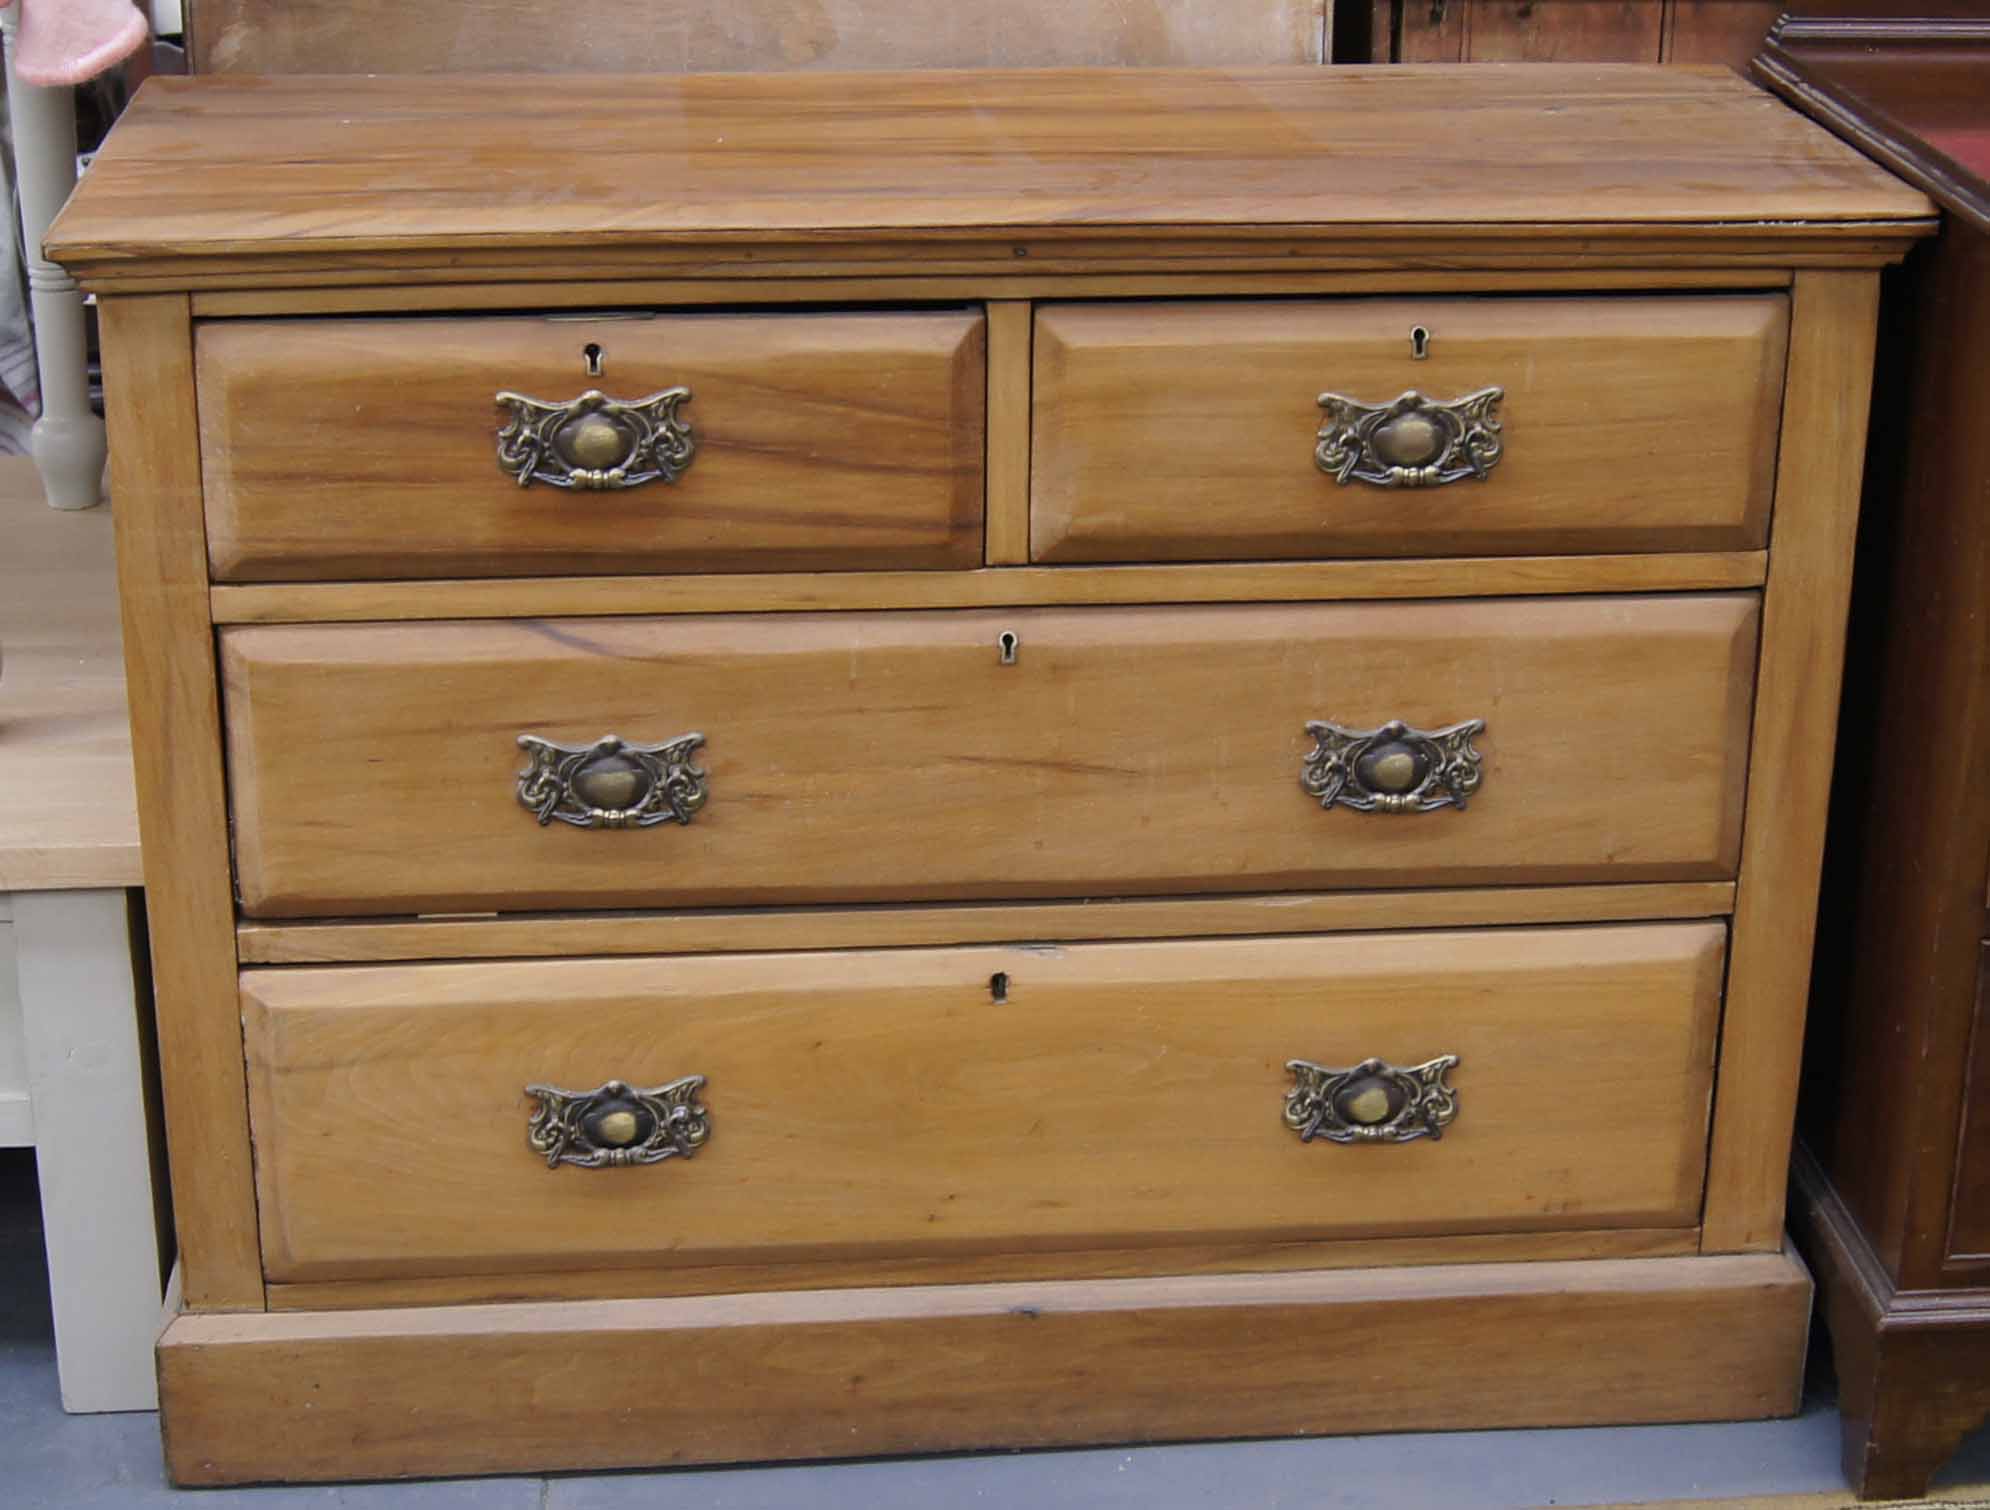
[156,1248,1811,1485]
[0,457,138,891]
[198,311,985,581]
[1701,269,1881,1255]
[43,70,1932,292]
[1031,296,1788,563]
[186,268,1799,320]
[206,551,1770,625]
[220,597,1759,918]
[242,925,1724,1282]
[268,1227,1701,1312]
[70,233,1923,295]
[94,296,262,1311]
[982,300,1031,565]
[187,0,1328,74]
[234,881,1738,966]
[51,64,1924,1483]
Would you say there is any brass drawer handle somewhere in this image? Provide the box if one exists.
[496,386,694,490]
[526,1076,710,1169]
[516,732,708,829]
[1315,387,1503,488]
[1302,717,1484,814]
[1284,1056,1459,1145]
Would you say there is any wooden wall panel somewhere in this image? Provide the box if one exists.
[1467,2,1659,62]
[1369,1,1778,68]
[1662,2,1782,68]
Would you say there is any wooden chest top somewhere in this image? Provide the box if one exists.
[48,66,1933,289]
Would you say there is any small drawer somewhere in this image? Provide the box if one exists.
[196,309,986,580]
[1030,296,1787,564]
[220,595,1758,918]
[243,922,1725,1282]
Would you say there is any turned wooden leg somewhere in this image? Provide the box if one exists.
[0,9,109,510]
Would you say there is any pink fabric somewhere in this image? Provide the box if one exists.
[5,0,147,87]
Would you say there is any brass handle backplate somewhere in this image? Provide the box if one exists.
[516,732,708,829]
[1284,1055,1459,1145]
[1301,718,1485,814]
[496,386,694,490]
[526,1076,710,1169]
[1315,386,1503,488]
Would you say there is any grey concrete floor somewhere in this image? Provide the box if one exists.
[4,1147,1986,1509]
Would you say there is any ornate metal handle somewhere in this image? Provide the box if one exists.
[516,732,708,829]
[1301,718,1484,814]
[1315,387,1503,487]
[526,1076,710,1169]
[496,386,694,490]
[1284,1056,1459,1145]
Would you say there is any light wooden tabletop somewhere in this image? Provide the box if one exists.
[0,457,140,890]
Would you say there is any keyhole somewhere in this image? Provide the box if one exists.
[583,342,605,377]
[1410,326,1430,361]
[989,972,1010,1003]
[998,630,1019,665]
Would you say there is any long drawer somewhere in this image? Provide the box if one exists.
[242,923,1726,1283]
[1031,295,1788,563]
[196,309,987,580]
[220,596,1759,918]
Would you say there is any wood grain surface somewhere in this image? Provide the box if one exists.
[0,458,139,890]
[206,551,1769,625]
[1466,1,1662,62]
[1701,269,1881,1254]
[241,924,1725,1282]
[266,1227,1701,1312]
[186,267,1798,320]
[1374,0,1781,69]
[96,297,263,1310]
[1031,295,1787,562]
[45,69,1933,290]
[198,310,984,580]
[157,1248,1810,1484]
[981,300,1032,565]
[220,596,1759,918]
[234,880,1737,965]
[187,0,1328,74]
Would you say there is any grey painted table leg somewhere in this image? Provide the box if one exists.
[0,10,108,510]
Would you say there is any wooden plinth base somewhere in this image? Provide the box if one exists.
[1792,1146,1990,1500]
[158,1249,1810,1486]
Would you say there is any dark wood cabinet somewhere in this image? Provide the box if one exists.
[1756,14,1990,1501]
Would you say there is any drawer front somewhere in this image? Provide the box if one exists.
[221,596,1758,918]
[197,310,986,580]
[243,923,1725,1282]
[1031,296,1787,563]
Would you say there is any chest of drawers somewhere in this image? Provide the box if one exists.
[48,66,1932,1485]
